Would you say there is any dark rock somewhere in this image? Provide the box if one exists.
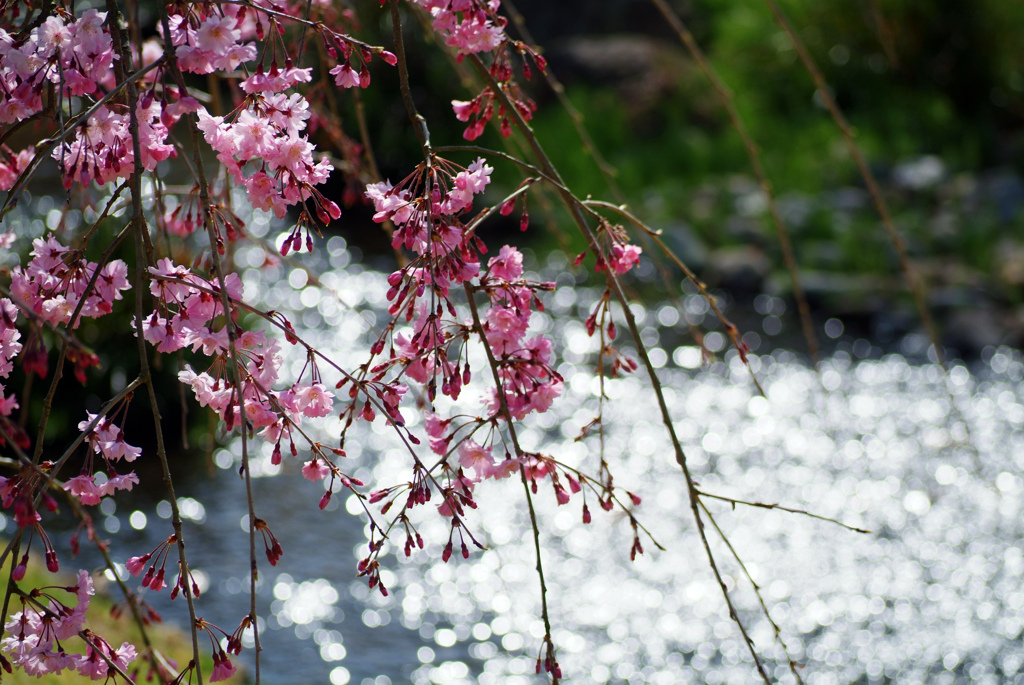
[943,307,1024,354]
[704,245,770,292]
[659,221,707,270]
[547,35,690,114]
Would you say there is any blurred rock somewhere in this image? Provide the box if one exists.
[893,155,946,190]
[993,239,1024,288]
[704,245,770,292]
[549,35,689,114]
[943,306,1024,354]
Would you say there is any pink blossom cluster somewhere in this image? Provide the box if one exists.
[196,97,339,227]
[0,10,115,124]
[575,221,643,276]
[53,101,178,190]
[0,1,655,681]
[326,38,396,90]
[410,0,507,57]
[0,297,23,417]
[11,235,131,328]
[364,158,493,403]
[1,570,137,679]
[603,242,642,275]
[363,158,569,555]
[368,157,492,287]
[452,438,519,480]
[0,145,33,192]
[144,258,336,462]
[449,54,540,139]
[365,160,560,451]
[479,245,562,419]
[168,9,257,75]
[62,413,141,506]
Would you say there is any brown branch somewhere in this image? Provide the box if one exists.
[464,283,559,683]
[466,53,773,683]
[699,499,805,684]
[763,0,942,367]
[650,0,820,368]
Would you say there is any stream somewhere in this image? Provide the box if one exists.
[10,210,1024,685]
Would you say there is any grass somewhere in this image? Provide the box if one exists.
[0,544,247,684]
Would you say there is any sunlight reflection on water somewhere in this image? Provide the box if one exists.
[215,232,1024,685]
[19,203,1018,685]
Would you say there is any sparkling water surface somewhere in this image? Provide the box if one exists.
[47,219,1024,685]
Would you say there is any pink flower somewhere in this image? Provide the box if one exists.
[554,484,571,505]
[487,245,524,281]
[99,435,142,462]
[195,16,240,56]
[210,652,237,682]
[608,243,642,275]
[424,413,451,455]
[125,555,150,577]
[329,64,361,89]
[100,472,140,496]
[109,642,137,675]
[527,379,562,415]
[294,383,333,418]
[64,475,103,506]
[302,458,330,481]
[458,440,494,478]
[235,110,274,159]
[38,16,73,53]
[147,569,167,592]
[487,458,522,479]
[451,99,476,122]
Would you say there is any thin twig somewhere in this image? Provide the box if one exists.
[649,0,820,368]
[698,499,805,685]
[763,0,941,367]
[583,199,765,396]
[467,53,773,683]
[464,283,558,683]
[697,489,870,534]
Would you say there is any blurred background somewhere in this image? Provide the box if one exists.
[335,0,1024,355]
[4,1,1024,683]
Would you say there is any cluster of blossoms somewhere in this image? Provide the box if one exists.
[410,0,506,56]
[167,7,258,76]
[144,258,345,485]
[0,0,660,680]
[364,157,494,403]
[62,413,141,506]
[11,235,131,328]
[359,155,585,595]
[478,244,561,418]
[0,146,33,192]
[581,218,643,276]
[0,297,23,420]
[0,10,115,124]
[54,100,178,190]
[1,570,137,679]
[7,235,128,387]
[196,96,338,228]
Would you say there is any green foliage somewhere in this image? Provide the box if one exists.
[521,0,1024,286]
[0,545,245,684]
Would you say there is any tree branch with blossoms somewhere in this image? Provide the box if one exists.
[0,0,885,682]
